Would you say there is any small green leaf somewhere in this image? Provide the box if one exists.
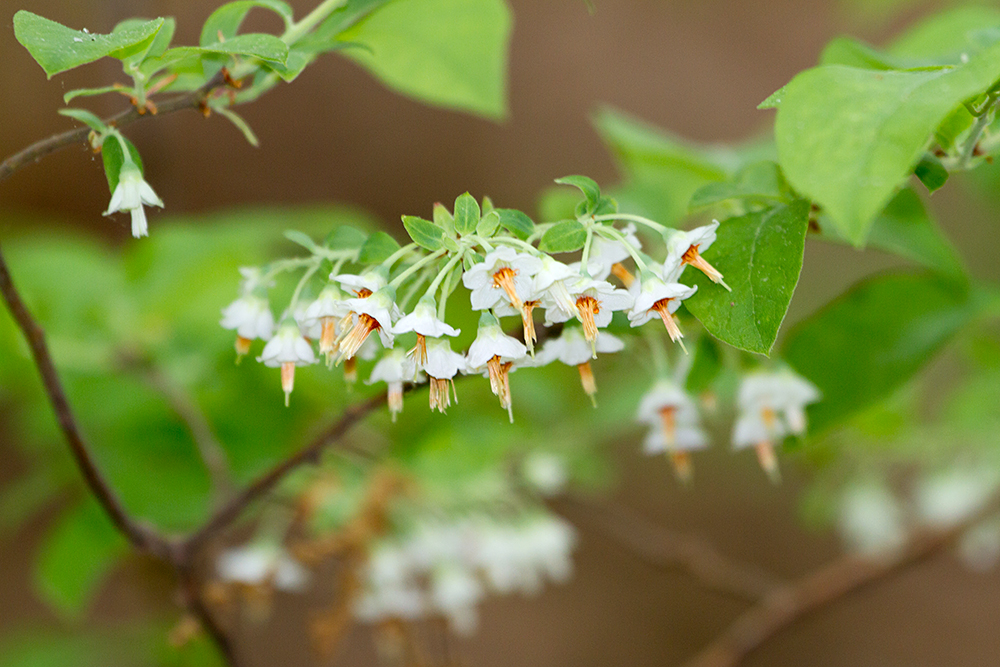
[358,231,401,263]
[775,42,1000,245]
[819,37,910,70]
[476,210,501,237]
[101,136,143,194]
[688,161,793,211]
[338,0,511,119]
[481,196,495,215]
[685,200,810,355]
[62,85,125,104]
[283,230,318,252]
[433,202,456,236]
[783,273,975,434]
[200,0,294,46]
[454,192,481,235]
[914,153,949,193]
[57,108,107,132]
[187,33,290,63]
[496,208,535,240]
[13,12,164,78]
[539,220,587,253]
[402,215,445,251]
[215,106,260,147]
[113,17,177,65]
[325,225,368,249]
[758,85,786,109]
[554,175,601,214]
[34,498,128,617]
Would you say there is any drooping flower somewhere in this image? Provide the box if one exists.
[257,322,316,405]
[466,312,527,422]
[837,482,907,556]
[588,223,642,280]
[392,295,460,366]
[104,160,164,238]
[429,565,483,636]
[366,348,423,421]
[662,221,729,290]
[521,452,569,496]
[636,379,707,481]
[462,246,542,311]
[422,337,467,413]
[628,273,697,347]
[300,284,351,364]
[570,279,633,349]
[536,326,624,404]
[337,286,400,363]
[331,266,388,297]
[216,544,310,592]
[220,295,275,359]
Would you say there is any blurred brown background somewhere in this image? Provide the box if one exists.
[2,0,1000,665]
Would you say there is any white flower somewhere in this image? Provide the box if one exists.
[522,452,569,496]
[424,337,467,413]
[331,266,388,296]
[429,565,483,635]
[337,287,400,362]
[736,369,821,437]
[837,483,907,556]
[637,380,707,481]
[628,273,697,344]
[258,322,316,405]
[564,278,633,345]
[393,296,460,338]
[216,544,309,592]
[662,220,729,289]
[467,313,527,422]
[299,285,351,361]
[366,348,423,421]
[104,162,164,238]
[220,295,275,343]
[536,327,624,402]
[915,469,998,528]
[642,425,708,455]
[589,223,642,279]
[462,246,542,311]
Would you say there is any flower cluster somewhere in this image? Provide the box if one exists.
[354,513,576,634]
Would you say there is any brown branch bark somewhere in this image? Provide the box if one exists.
[555,496,783,601]
[681,493,1000,667]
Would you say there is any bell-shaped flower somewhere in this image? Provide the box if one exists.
[429,564,483,636]
[392,295,460,365]
[462,246,542,311]
[423,338,467,413]
[220,295,275,359]
[104,161,164,238]
[536,326,624,404]
[662,221,729,290]
[331,265,388,297]
[588,223,642,280]
[300,284,351,363]
[837,482,907,556]
[637,379,706,481]
[366,348,423,421]
[337,286,400,363]
[466,312,527,422]
[564,278,633,348]
[258,322,316,406]
[628,273,697,346]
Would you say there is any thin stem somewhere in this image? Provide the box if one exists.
[643,327,669,378]
[388,248,447,288]
[489,236,542,255]
[593,225,648,272]
[425,251,466,298]
[959,96,998,169]
[282,0,348,44]
[592,213,670,234]
[381,242,419,269]
[580,226,595,270]
[288,260,322,310]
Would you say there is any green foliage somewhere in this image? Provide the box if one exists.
[453,192,481,235]
[539,220,587,254]
[13,12,165,78]
[688,161,794,212]
[495,208,535,240]
[339,0,512,119]
[358,230,401,263]
[402,215,446,250]
[199,0,294,45]
[685,200,810,355]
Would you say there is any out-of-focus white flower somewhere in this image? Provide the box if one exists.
[367,347,423,421]
[662,221,729,290]
[332,266,388,296]
[536,327,624,402]
[258,322,316,405]
[429,565,483,635]
[216,544,309,592]
[915,469,999,528]
[221,295,275,358]
[628,273,697,345]
[837,482,907,556]
[637,379,707,481]
[467,312,527,422]
[462,247,542,311]
[104,161,163,238]
[522,452,569,496]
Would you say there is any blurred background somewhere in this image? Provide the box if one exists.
[2,0,1000,665]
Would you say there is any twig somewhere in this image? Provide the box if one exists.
[175,561,242,667]
[555,496,782,601]
[680,493,1000,667]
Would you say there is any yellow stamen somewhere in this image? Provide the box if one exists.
[428,377,452,413]
[410,334,428,367]
[387,384,403,422]
[521,301,539,352]
[343,357,358,385]
[319,316,338,365]
[354,287,373,298]
[611,262,635,288]
[652,299,687,352]
[658,406,677,446]
[280,362,295,407]
[492,266,522,309]
[576,295,601,344]
[577,362,598,407]
[671,451,694,484]
[338,313,380,363]
[755,441,781,483]
[682,244,730,291]
[486,355,515,422]
[235,335,252,361]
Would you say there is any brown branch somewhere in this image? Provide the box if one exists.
[555,496,783,601]
[681,493,1000,667]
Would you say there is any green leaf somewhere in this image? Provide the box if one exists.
[554,175,601,214]
[402,215,445,251]
[476,210,501,237]
[496,208,535,240]
[62,85,125,104]
[338,0,512,119]
[113,17,176,65]
[539,220,587,254]
[688,161,793,211]
[453,192,481,235]
[325,225,368,249]
[283,230,318,252]
[888,6,1000,61]
[295,0,391,53]
[819,188,966,282]
[913,152,948,193]
[783,273,975,434]
[758,85,786,109]
[819,37,909,70]
[34,498,128,617]
[685,200,810,355]
[57,108,107,132]
[177,33,290,63]
[358,231,401,263]
[433,202,456,236]
[775,42,1000,245]
[101,136,143,194]
[200,0,294,46]
[13,12,164,78]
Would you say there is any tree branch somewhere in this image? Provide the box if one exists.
[681,493,1000,667]
[554,496,783,601]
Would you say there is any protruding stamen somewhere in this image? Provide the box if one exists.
[343,357,358,386]
[492,267,522,309]
[521,301,539,353]
[387,381,403,422]
[755,441,781,483]
[338,313,380,363]
[486,356,515,422]
[671,451,694,484]
[652,299,686,351]
[576,295,601,344]
[682,244,730,291]
[281,362,295,407]
[235,335,252,362]
[577,361,598,407]
[428,377,452,413]
[611,262,635,288]
[410,334,428,367]
[319,316,338,365]
[658,406,677,446]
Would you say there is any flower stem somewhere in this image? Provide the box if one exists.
[282,0,347,44]
[425,251,466,298]
[389,248,448,288]
[381,242,419,269]
[288,260,322,310]
[959,94,999,169]
[490,236,543,255]
[593,225,648,272]
[592,213,670,234]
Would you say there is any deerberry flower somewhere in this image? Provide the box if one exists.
[258,322,316,405]
[637,380,706,481]
[589,223,642,280]
[392,296,460,365]
[216,544,309,592]
[423,337,467,413]
[536,326,624,403]
[300,284,351,364]
[462,246,542,311]
[337,286,399,363]
[104,160,163,238]
[628,273,697,346]
[566,278,633,349]
[430,564,483,635]
[663,221,729,290]
[332,266,388,297]
[467,312,527,422]
[367,348,423,421]
[220,294,275,359]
